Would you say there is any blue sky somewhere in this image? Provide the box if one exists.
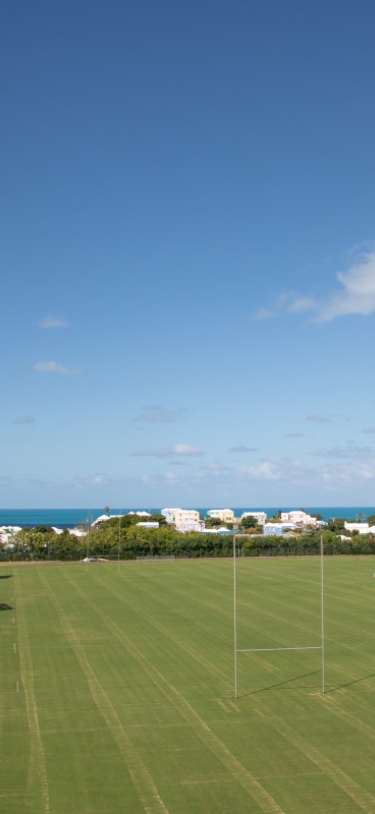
[1,0,375,508]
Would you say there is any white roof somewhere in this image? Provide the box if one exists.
[0,525,22,533]
[92,514,123,525]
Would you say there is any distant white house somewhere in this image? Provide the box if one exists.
[206,509,234,523]
[43,526,88,537]
[241,511,267,525]
[128,511,151,517]
[344,522,373,534]
[161,508,203,532]
[136,522,159,529]
[280,511,317,527]
[92,511,151,526]
[178,522,204,533]
[0,526,21,548]
[264,523,297,535]
[91,514,122,525]
[69,528,87,537]
[264,524,284,536]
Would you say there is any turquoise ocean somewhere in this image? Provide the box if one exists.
[0,507,374,528]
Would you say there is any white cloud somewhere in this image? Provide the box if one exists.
[306,413,331,423]
[257,244,375,322]
[33,360,81,375]
[287,297,315,313]
[38,316,69,329]
[236,461,283,481]
[287,247,375,321]
[133,407,186,424]
[363,427,375,434]
[229,445,258,452]
[315,248,375,321]
[312,445,375,460]
[254,307,274,320]
[74,473,127,489]
[131,443,205,459]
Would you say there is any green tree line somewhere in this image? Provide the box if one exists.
[2,522,375,561]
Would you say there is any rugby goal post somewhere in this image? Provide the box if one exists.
[233,534,325,698]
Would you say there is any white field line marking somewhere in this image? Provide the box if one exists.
[13,643,17,655]
[39,571,169,814]
[12,617,15,624]
[92,573,231,687]
[142,569,322,667]
[257,699,375,814]
[92,580,375,814]
[123,566,322,686]
[16,681,19,693]
[322,694,375,744]
[15,573,49,813]
[237,645,322,653]
[69,574,287,814]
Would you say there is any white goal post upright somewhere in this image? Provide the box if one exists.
[233,533,325,699]
[321,533,325,694]
[233,535,238,699]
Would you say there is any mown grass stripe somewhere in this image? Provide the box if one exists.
[257,700,375,814]
[38,570,169,814]
[65,571,287,814]
[90,564,375,811]
[14,572,50,814]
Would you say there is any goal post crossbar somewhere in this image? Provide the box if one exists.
[233,534,325,698]
[236,646,321,653]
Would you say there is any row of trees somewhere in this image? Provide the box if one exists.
[2,523,375,561]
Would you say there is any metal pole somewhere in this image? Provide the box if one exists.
[321,534,325,693]
[118,512,121,574]
[234,534,238,699]
[86,516,90,569]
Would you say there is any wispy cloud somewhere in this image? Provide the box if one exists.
[131,443,205,459]
[133,407,186,424]
[312,445,375,460]
[254,295,288,320]
[256,245,375,322]
[306,413,331,423]
[229,445,258,452]
[363,427,375,434]
[313,248,375,321]
[12,416,35,425]
[254,307,274,320]
[33,360,81,375]
[38,316,69,329]
[286,432,305,438]
[236,461,283,481]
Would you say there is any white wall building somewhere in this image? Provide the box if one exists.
[161,508,202,531]
[280,511,317,527]
[264,524,284,536]
[241,511,267,525]
[344,522,369,534]
[178,521,204,533]
[92,511,151,526]
[206,509,234,523]
[0,526,21,547]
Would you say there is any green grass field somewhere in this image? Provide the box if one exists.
[1,556,375,814]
